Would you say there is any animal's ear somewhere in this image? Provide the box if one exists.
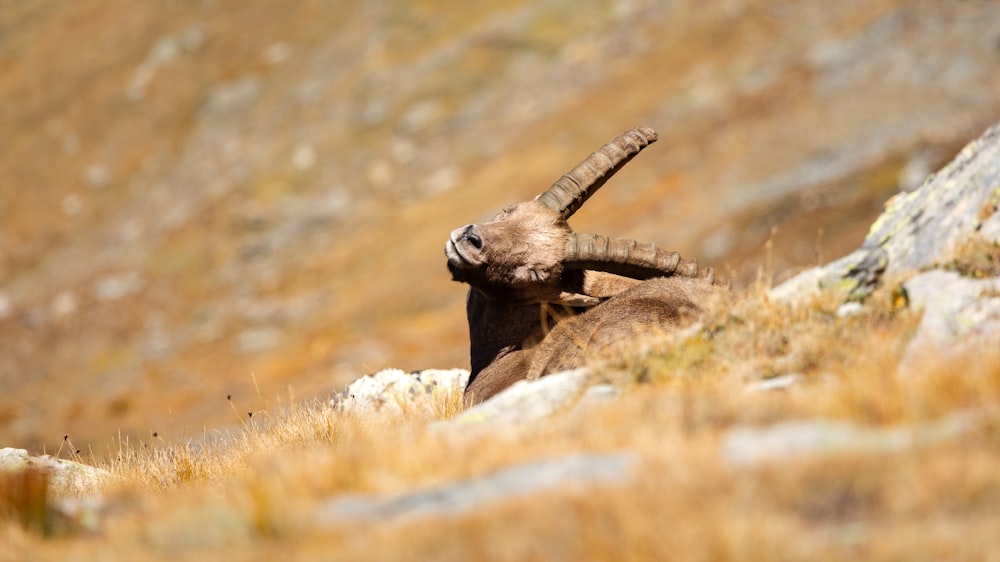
[512,264,557,284]
[551,292,603,307]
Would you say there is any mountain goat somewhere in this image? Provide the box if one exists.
[445,127,728,404]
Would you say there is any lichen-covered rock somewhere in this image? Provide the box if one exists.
[772,121,1000,303]
[866,125,1000,279]
[330,368,468,417]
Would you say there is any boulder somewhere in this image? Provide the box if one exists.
[772,121,1000,303]
[721,412,982,469]
[312,451,637,527]
[900,270,1000,371]
[448,368,593,428]
[330,367,619,429]
[330,368,468,417]
[0,447,109,497]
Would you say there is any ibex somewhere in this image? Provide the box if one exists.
[446,127,728,404]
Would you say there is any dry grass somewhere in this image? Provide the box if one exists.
[946,238,1000,279]
[4,280,1000,561]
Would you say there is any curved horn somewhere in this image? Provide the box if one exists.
[563,233,717,284]
[535,127,658,220]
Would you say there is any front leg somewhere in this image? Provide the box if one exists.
[464,348,532,405]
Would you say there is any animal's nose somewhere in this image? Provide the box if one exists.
[462,225,483,249]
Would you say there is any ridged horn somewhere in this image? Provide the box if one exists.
[563,233,716,283]
[535,127,658,220]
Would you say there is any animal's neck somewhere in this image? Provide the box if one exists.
[465,289,542,377]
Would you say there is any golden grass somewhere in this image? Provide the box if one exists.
[946,238,1000,279]
[4,279,1000,561]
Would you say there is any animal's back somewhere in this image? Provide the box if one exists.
[525,276,724,380]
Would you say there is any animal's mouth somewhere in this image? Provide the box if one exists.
[444,238,469,267]
[445,226,483,268]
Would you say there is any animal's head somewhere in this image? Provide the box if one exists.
[446,200,572,300]
[446,127,715,305]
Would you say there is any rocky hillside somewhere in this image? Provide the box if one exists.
[2,119,998,559]
[2,0,1000,454]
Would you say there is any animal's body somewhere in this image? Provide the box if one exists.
[445,127,728,404]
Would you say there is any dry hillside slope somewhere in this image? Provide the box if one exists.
[1,0,999,455]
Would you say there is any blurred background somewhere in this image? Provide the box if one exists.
[2,0,999,456]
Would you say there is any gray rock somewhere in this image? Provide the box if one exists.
[721,412,981,469]
[126,26,206,100]
[333,366,620,428]
[0,447,110,497]
[900,269,1000,372]
[313,452,637,527]
[50,290,78,317]
[205,77,261,116]
[577,383,622,405]
[770,247,888,304]
[867,125,1000,280]
[331,368,469,417]
[83,163,112,190]
[93,272,144,301]
[449,368,592,428]
[262,42,292,65]
[772,121,1000,303]
[745,373,803,393]
[235,327,282,354]
[835,302,865,318]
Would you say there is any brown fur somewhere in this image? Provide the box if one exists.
[462,276,723,404]
[451,204,727,404]
[446,127,728,405]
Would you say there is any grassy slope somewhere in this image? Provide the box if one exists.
[1,2,1000,557]
[4,279,1000,561]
